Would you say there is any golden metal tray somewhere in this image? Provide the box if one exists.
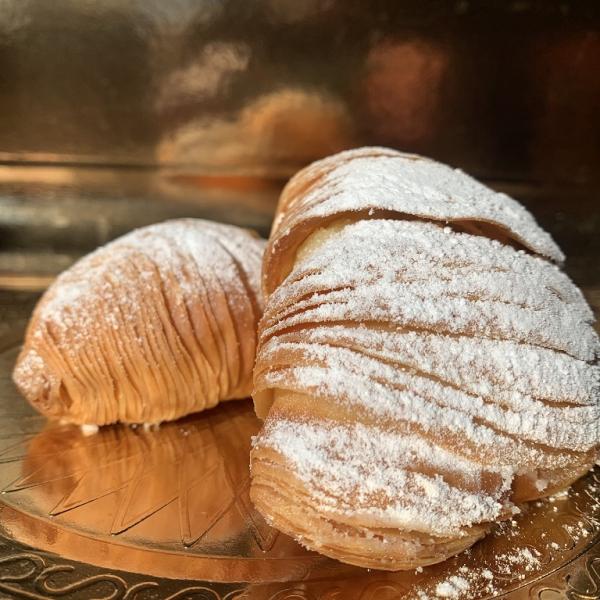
[0,327,599,599]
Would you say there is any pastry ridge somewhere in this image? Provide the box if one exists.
[13,218,265,426]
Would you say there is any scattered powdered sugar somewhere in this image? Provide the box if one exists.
[80,424,99,436]
[494,547,541,575]
[406,547,543,599]
[435,576,471,598]
[258,369,591,475]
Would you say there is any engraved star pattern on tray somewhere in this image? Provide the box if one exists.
[0,394,278,554]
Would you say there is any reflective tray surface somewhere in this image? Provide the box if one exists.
[0,329,599,599]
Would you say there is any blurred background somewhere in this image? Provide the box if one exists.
[0,0,598,323]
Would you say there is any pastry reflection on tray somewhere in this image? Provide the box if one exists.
[0,378,354,583]
[0,357,599,595]
[12,402,264,549]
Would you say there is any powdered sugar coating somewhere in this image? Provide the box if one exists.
[263,220,596,360]
[258,417,513,536]
[269,148,563,278]
[253,218,599,540]
[258,342,599,451]
[37,219,264,345]
[274,325,599,408]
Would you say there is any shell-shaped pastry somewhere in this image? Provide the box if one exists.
[250,149,600,571]
[13,219,265,426]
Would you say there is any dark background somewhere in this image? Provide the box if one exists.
[0,0,598,293]
[0,0,599,183]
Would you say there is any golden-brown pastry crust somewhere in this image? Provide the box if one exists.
[13,219,265,426]
[250,148,600,570]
